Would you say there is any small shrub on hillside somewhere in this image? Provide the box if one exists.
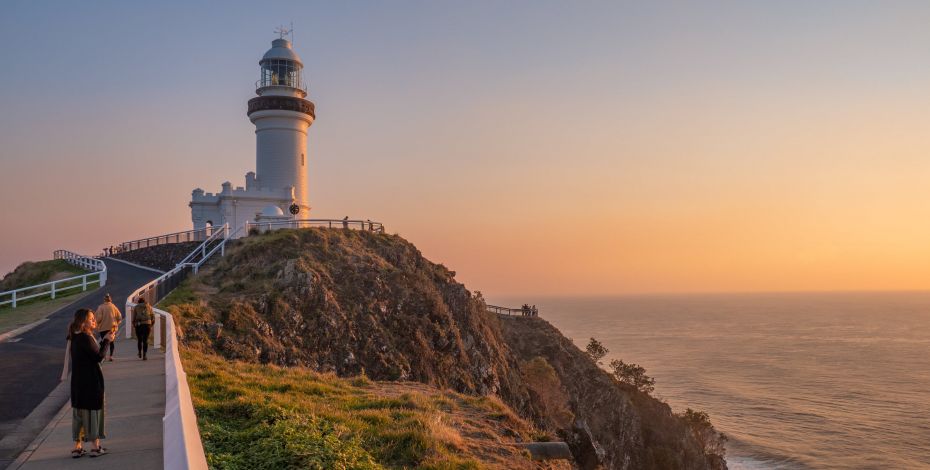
[680,408,728,459]
[585,337,608,365]
[520,357,573,429]
[608,359,655,394]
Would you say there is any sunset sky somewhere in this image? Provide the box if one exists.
[2,1,930,297]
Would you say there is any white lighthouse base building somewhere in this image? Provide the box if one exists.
[189,174,297,233]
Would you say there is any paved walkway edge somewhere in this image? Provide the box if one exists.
[5,403,68,470]
[0,382,69,470]
[0,320,49,344]
[102,258,165,275]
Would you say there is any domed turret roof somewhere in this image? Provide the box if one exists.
[261,38,302,65]
[261,204,285,217]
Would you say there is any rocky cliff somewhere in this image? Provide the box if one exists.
[500,317,727,469]
[165,228,726,469]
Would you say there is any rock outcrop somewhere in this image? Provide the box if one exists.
[501,316,726,470]
[110,241,201,271]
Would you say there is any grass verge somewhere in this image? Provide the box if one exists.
[183,348,537,470]
[0,288,99,336]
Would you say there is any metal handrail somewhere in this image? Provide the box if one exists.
[177,224,229,268]
[0,251,106,309]
[111,227,215,254]
[245,218,385,234]
[121,225,232,470]
[488,304,539,317]
[125,224,229,340]
[255,80,308,93]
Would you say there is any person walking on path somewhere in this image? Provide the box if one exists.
[68,308,114,458]
[342,216,349,229]
[94,294,122,362]
[132,297,155,360]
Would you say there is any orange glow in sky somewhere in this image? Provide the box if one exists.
[2,2,929,296]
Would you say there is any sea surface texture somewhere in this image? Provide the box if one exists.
[501,292,930,469]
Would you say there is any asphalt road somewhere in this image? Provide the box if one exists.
[0,259,156,440]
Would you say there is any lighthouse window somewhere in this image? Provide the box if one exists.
[260,59,302,89]
[301,153,305,166]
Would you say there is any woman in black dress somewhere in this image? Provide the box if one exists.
[67,308,114,458]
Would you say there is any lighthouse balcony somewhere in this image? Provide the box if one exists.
[247,95,315,118]
[256,80,307,95]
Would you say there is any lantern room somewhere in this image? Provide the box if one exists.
[257,38,306,97]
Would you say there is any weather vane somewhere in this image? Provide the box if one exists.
[275,24,293,40]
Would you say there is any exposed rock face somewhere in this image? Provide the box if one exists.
[501,317,726,470]
[173,229,533,411]
[167,228,726,470]
[110,241,201,271]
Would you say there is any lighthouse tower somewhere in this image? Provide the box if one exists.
[248,35,315,214]
[189,33,316,233]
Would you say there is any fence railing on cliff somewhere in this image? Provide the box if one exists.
[109,227,217,254]
[0,250,107,309]
[245,218,385,234]
[120,224,231,470]
[488,304,539,317]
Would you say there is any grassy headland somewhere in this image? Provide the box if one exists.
[182,346,553,469]
[0,259,96,333]
[0,259,88,292]
[160,228,725,469]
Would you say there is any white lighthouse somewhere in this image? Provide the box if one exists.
[189,33,316,233]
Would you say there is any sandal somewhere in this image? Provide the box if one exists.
[89,447,107,457]
[71,448,86,458]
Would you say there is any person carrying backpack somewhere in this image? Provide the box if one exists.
[132,297,155,360]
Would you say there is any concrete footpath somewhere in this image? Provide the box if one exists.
[0,260,157,468]
[9,336,165,469]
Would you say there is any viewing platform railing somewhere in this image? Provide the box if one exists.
[0,250,106,309]
[245,218,385,234]
[488,304,539,317]
[110,227,215,254]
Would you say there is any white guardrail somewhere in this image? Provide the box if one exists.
[0,250,106,309]
[245,218,385,234]
[122,223,229,470]
[111,227,215,254]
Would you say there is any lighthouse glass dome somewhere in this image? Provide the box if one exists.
[260,59,302,89]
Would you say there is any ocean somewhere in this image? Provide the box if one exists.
[499,292,930,469]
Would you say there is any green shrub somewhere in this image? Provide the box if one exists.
[679,408,728,459]
[608,359,656,394]
[585,337,608,365]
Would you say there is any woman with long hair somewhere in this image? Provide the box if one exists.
[67,308,114,458]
